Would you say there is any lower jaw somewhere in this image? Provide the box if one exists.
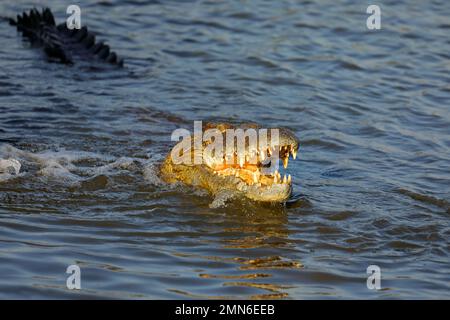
[245,192,291,203]
[243,184,292,203]
[214,169,291,187]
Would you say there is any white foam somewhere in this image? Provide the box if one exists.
[0,158,22,182]
[0,144,153,186]
[143,161,165,186]
[209,190,235,208]
[0,144,178,190]
[0,158,21,175]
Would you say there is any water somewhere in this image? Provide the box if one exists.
[0,0,449,299]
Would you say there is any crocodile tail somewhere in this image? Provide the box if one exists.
[11,8,72,64]
[56,23,124,67]
[10,7,123,67]
[11,7,55,27]
[11,8,56,34]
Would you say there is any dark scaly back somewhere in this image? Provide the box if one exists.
[10,8,124,67]
[10,8,72,64]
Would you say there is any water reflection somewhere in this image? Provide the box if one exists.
[171,203,305,299]
[0,0,449,299]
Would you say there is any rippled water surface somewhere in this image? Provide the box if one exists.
[0,0,449,299]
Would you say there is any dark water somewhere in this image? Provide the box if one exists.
[0,0,449,299]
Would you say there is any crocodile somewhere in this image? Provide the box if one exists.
[160,122,300,202]
[5,9,301,203]
[7,8,123,66]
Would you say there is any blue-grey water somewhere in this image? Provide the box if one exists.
[0,0,449,299]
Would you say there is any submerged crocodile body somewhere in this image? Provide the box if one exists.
[161,122,300,203]
[6,9,301,203]
[8,8,123,66]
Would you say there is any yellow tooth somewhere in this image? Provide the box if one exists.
[239,157,244,168]
[283,157,289,169]
[292,149,297,160]
[288,174,291,183]
[267,148,272,157]
[283,175,287,184]
[253,174,258,183]
[274,175,278,183]
[260,150,265,161]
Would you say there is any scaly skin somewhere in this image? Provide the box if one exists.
[8,8,123,66]
[160,122,300,202]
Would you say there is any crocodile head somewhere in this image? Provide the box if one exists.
[160,122,299,203]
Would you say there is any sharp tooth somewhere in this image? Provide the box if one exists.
[274,175,278,183]
[235,171,239,177]
[267,148,272,157]
[283,175,287,184]
[292,149,297,160]
[283,157,289,169]
[288,174,291,183]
